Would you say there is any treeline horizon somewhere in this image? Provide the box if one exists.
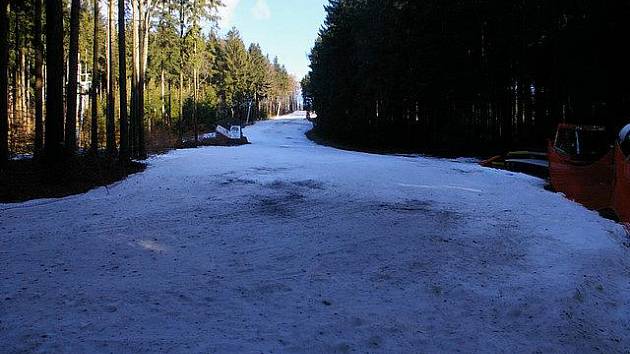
[0,0,299,166]
[303,0,630,156]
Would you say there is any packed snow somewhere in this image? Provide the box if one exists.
[1,112,629,353]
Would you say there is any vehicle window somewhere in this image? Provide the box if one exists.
[577,129,610,159]
[555,128,578,156]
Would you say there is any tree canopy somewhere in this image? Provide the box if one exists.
[305,0,630,155]
[1,0,299,164]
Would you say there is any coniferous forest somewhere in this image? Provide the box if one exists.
[0,0,298,167]
[5,2,630,351]
[303,0,630,155]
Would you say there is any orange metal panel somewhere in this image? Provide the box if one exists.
[548,142,614,211]
[613,145,630,223]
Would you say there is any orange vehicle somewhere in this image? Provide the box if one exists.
[613,125,630,222]
[548,124,614,211]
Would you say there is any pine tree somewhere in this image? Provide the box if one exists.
[247,43,271,122]
[217,29,249,119]
[149,5,180,125]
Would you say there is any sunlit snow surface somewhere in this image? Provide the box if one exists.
[1,112,629,353]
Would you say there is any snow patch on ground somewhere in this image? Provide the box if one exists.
[1,111,629,353]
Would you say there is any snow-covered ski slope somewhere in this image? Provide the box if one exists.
[1,112,629,353]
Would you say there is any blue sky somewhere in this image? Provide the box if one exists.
[216,0,328,80]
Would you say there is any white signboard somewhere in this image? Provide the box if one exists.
[216,125,242,140]
[216,125,230,138]
[229,126,242,139]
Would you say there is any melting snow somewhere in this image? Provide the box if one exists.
[1,112,629,353]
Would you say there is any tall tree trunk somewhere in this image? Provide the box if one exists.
[19,47,25,128]
[90,0,99,153]
[276,98,281,117]
[160,67,165,121]
[168,80,172,125]
[246,100,251,125]
[193,44,198,145]
[34,0,43,158]
[66,0,81,153]
[0,0,9,167]
[130,0,138,156]
[138,0,149,158]
[118,0,129,161]
[131,0,140,156]
[179,0,184,142]
[25,56,31,131]
[12,13,19,137]
[178,76,183,141]
[44,0,66,162]
[106,0,116,154]
[191,0,199,143]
